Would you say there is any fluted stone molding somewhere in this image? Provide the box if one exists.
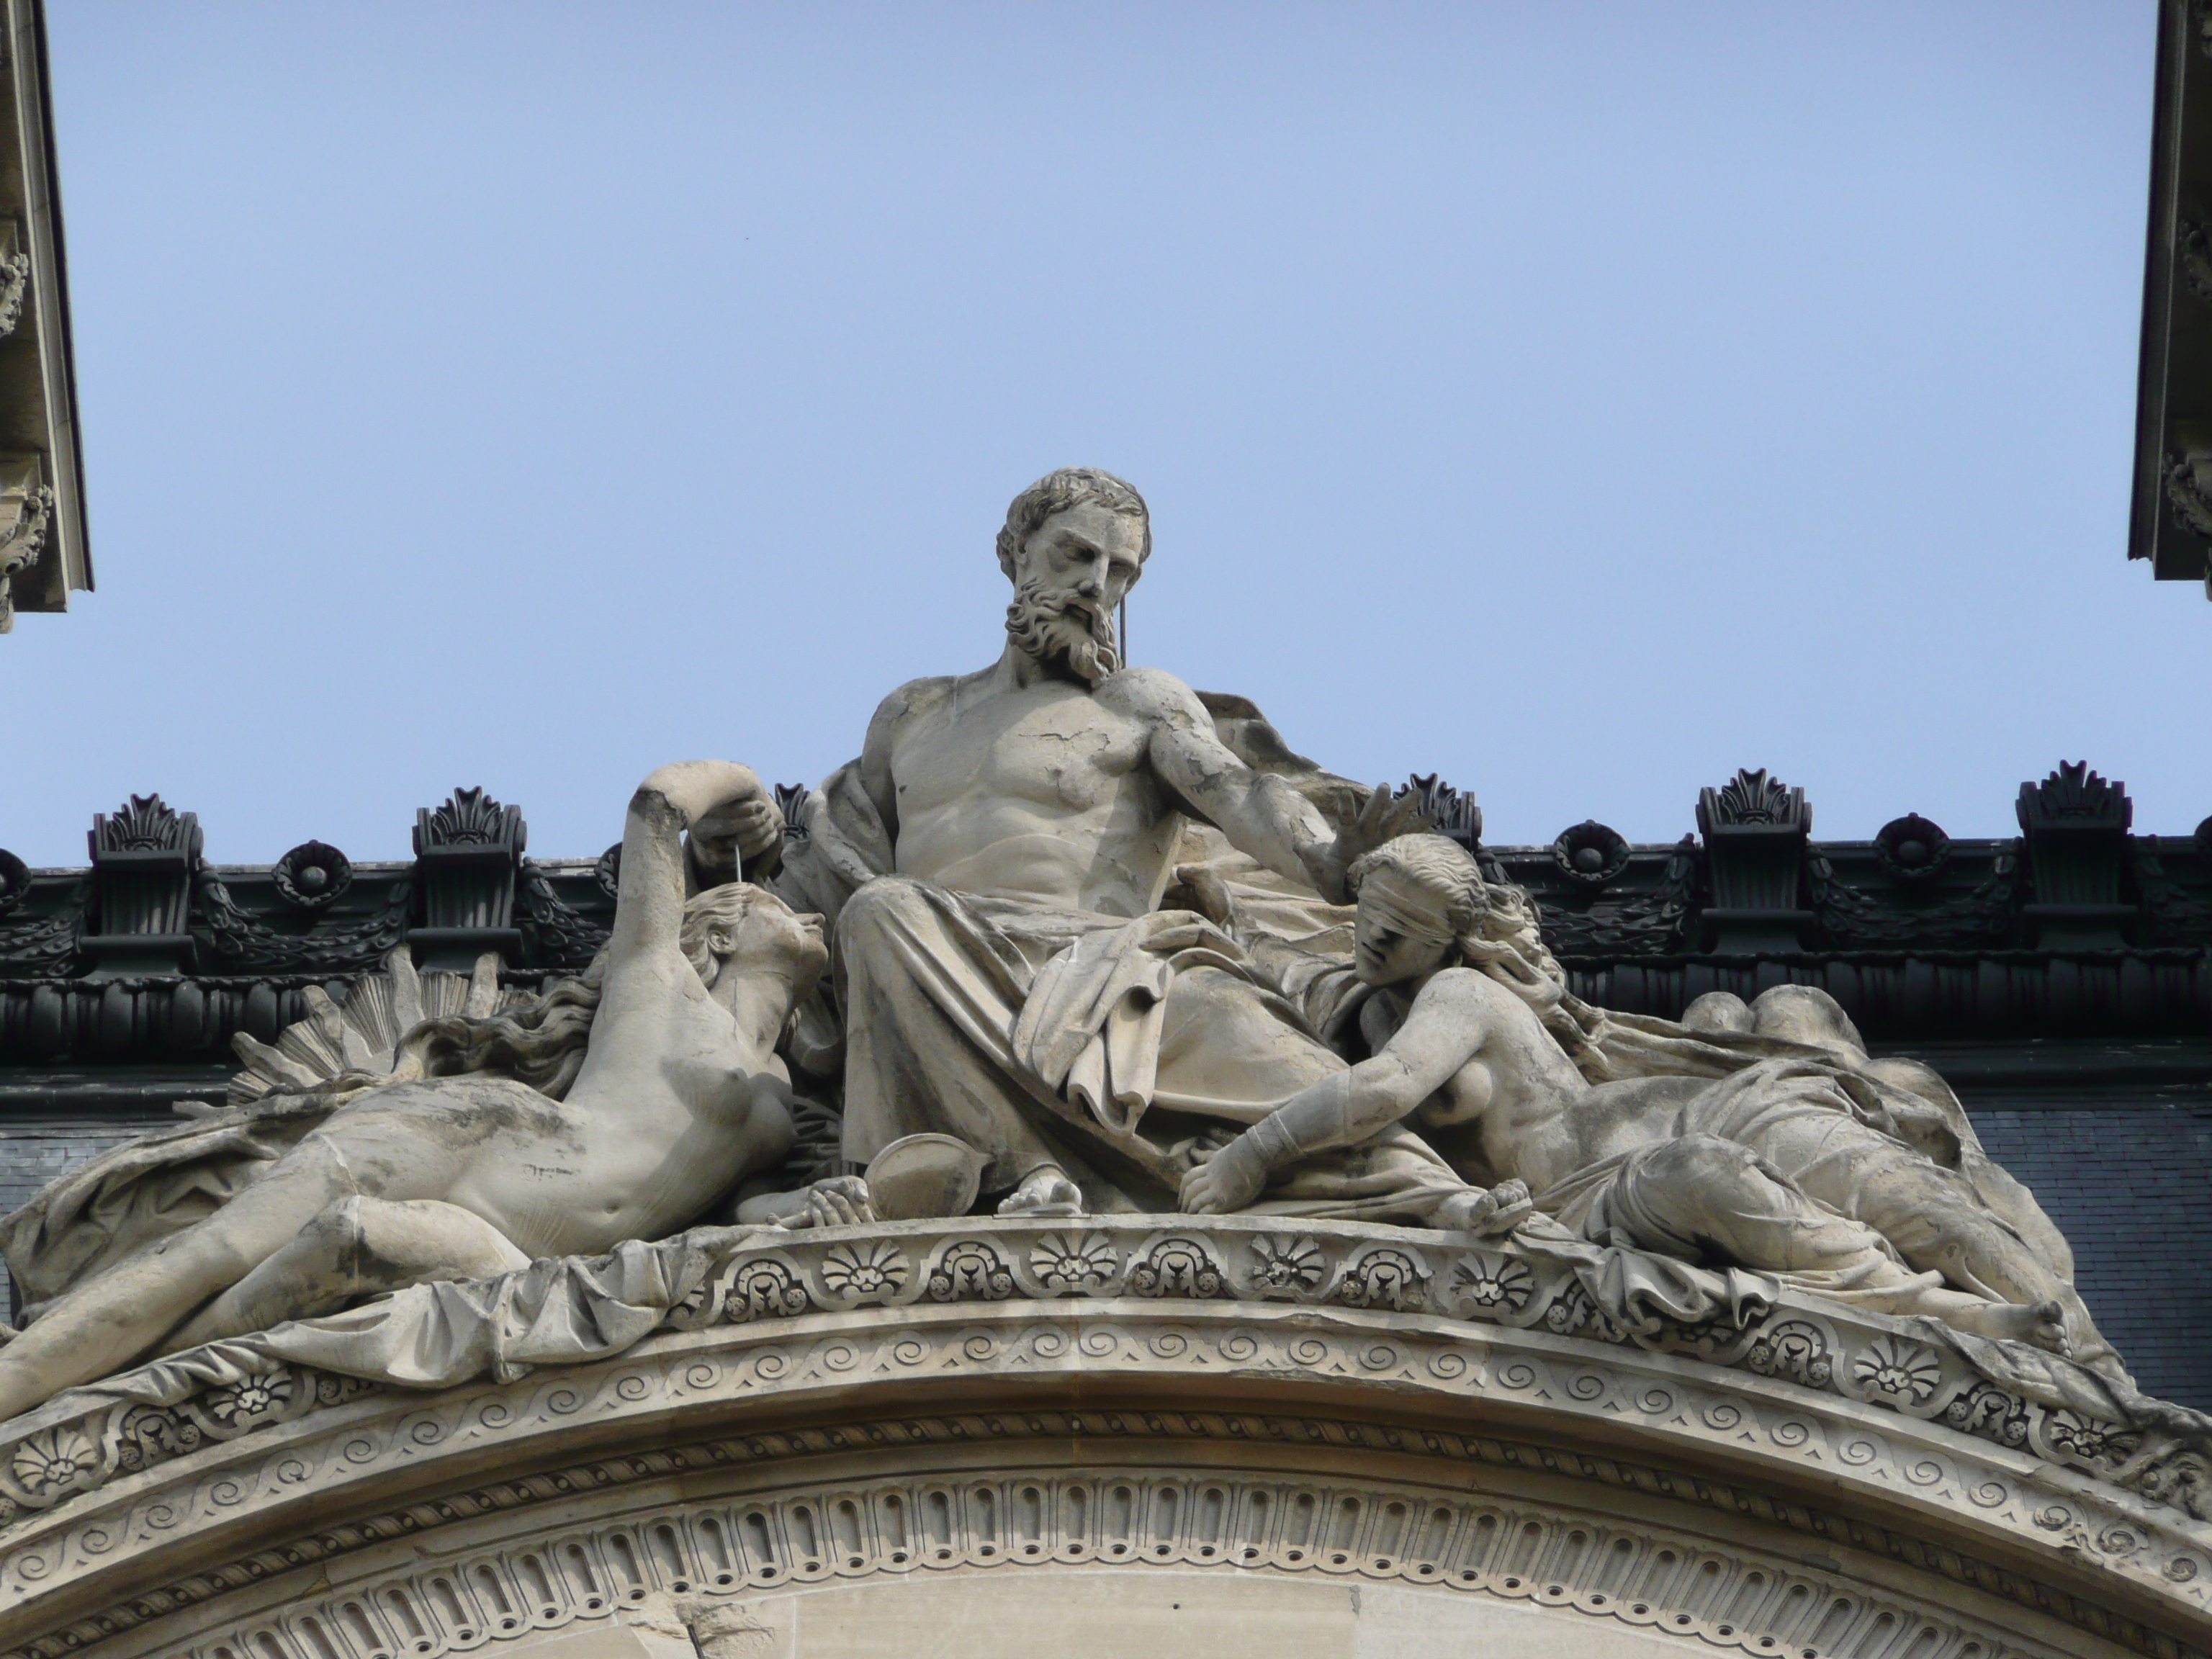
[78,1445,2177,1659]
[0,1217,2204,1658]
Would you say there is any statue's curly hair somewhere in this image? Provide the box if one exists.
[1348,832,1611,1077]
[995,467,1151,580]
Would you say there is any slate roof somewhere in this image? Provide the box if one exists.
[1966,1100,2212,1409]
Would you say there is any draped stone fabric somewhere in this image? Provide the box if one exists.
[0,703,2093,1372]
[58,1209,2128,1427]
[0,1093,340,1313]
[24,1214,2181,1467]
[768,752,1473,1225]
[36,1220,1775,1411]
[768,745,2081,1277]
[40,1228,742,1411]
[834,875,1470,1223]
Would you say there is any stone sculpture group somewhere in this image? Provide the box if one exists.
[0,468,2139,1421]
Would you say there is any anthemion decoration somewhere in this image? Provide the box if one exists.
[0,466,2209,1658]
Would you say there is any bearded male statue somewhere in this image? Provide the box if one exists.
[763,467,1482,1225]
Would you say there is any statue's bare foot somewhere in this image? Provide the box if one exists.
[1951,1298,2073,1357]
[997,1166,1084,1219]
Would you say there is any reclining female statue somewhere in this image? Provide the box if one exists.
[0,760,831,1423]
[1181,832,2127,1378]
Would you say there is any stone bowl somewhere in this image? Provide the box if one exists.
[864,1133,988,1221]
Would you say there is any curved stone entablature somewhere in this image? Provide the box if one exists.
[0,1217,2205,1657]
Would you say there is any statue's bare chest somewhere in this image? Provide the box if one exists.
[894,682,1154,817]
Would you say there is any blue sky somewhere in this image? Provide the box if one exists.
[2,3,2200,866]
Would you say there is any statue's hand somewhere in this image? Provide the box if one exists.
[780,1175,878,1230]
[1166,862,1236,929]
[1309,784,1434,903]
[689,792,783,881]
[1178,1132,1268,1215]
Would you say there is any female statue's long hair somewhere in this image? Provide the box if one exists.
[400,957,607,1100]
[1346,833,1611,1078]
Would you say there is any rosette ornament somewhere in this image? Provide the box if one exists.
[271,841,354,909]
[1872,814,1951,882]
[1551,821,1629,888]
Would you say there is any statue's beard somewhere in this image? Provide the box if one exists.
[1005,578,1119,685]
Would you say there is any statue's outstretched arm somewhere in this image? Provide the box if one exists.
[1128,670,1336,892]
[608,761,770,966]
[1133,670,1427,902]
[1181,974,1493,1213]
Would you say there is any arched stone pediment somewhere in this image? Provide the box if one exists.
[0,1218,2203,1659]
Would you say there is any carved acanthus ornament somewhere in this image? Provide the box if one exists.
[2166,446,2212,540]
[0,230,24,341]
[0,458,52,636]
[1,469,2209,1654]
